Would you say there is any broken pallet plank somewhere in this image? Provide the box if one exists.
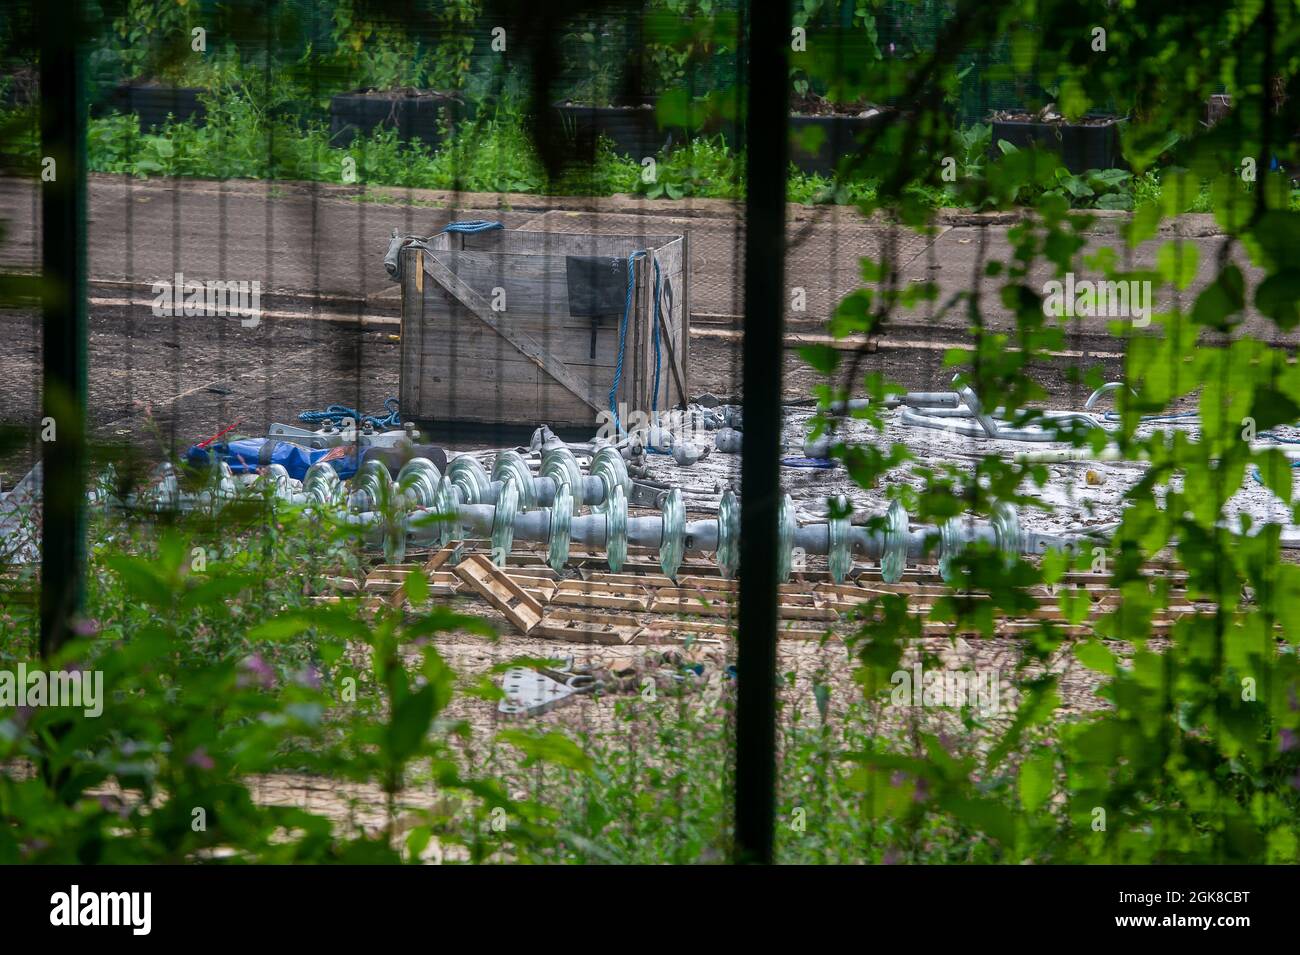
[533,609,643,645]
[452,554,544,633]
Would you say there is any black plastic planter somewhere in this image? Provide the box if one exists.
[554,102,681,160]
[789,111,890,175]
[96,84,206,131]
[328,90,466,149]
[990,116,1124,173]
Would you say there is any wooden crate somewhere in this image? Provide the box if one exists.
[399,229,689,431]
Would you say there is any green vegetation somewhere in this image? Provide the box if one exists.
[4,86,1293,212]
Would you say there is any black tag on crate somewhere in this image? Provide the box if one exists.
[565,255,629,319]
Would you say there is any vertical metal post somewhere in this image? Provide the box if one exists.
[735,0,791,865]
[39,0,89,659]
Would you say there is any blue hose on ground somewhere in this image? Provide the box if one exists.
[298,397,401,430]
[1258,430,1300,445]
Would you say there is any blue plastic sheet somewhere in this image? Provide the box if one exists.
[185,439,363,480]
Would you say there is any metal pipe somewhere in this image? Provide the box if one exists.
[900,406,1107,443]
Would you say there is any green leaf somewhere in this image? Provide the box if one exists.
[1125,202,1162,246]
[387,684,436,763]
[1058,77,1088,120]
[1249,386,1300,433]
[178,573,257,611]
[800,343,840,375]
[1018,752,1055,812]
[1254,449,1296,504]
[105,556,174,609]
[403,568,429,605]
[1074,639,1116,675]
[1156,240,1199,290]
[938,794,1018,847]
[498,729,594,774]
[1095,192,1132,210]
[248,608,369,641]
[1191,265,1245,328]
[1255,271,1300,330]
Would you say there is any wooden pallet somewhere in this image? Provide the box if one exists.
[532,608,644,645]
[448,553,545,633]
[316,544,1206,645]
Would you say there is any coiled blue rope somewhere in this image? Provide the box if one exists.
[441,220,504,235]
[298,397,401,430]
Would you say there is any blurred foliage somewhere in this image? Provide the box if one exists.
[794,0,1300,862]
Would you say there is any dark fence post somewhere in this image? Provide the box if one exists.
[735,0,791,865]
[39,0,89,659]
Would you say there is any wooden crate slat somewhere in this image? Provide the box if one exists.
[451,554,544,633]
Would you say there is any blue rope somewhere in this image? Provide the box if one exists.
[1246,430,1300,487]
[608,250,668,453]
[605,252,670,449]
[1251,461,1300,487]
[651,257,663,414]
[644,257,672,453]
[440,220,503,235]
[609,250,647,434]
[298,397,401,430]
[1258,430,1300,445]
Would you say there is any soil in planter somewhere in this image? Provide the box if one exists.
[788,91,892,175]
[990,111,1124,174]
[329,88,466,149]
[789,90,886,118]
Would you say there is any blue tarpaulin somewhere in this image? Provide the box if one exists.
[185,439,363,480]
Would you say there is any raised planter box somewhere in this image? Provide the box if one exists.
[789,110,890,175]
[329,89,466,149]
[990,115,1124,173]
[554,102,683,160]
[397,227,690,432]
[96,83,206,131]
[554,99,896,175]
